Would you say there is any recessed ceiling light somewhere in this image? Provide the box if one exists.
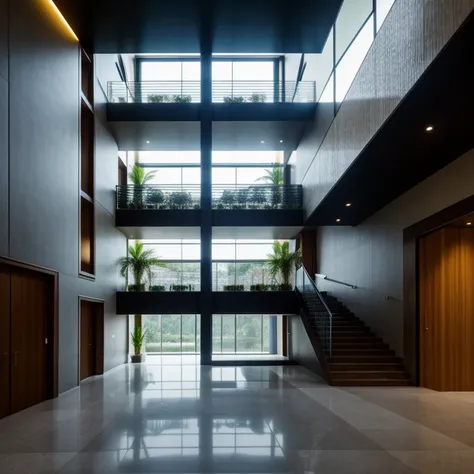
[336,218,341,223]
[467,222,472,226]
[261,140,265,144]
[345,202,351,207]
[146,140,150,144]
[425,125,434,132]
[280,140,283,143]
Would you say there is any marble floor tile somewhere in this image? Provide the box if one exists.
[0,453,76,474]
[389,450,474,474]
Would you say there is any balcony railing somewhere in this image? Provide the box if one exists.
[108,81,317,103]
[212,184,303,210]
[212,81,316,103]
[116,185,201,210]
[108,81,201,103]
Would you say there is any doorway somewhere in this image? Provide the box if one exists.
[419,223,474,391]
[79,299,105,381]
[0,262,56,419]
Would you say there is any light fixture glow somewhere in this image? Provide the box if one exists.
[48,1,79,42]
[146,140,150,144]
[467,222,472,226]
[336,218,341,223]
[280,140,283,143]
[261,140,265,144]
[345,202,352,207]
[425,125,434,132]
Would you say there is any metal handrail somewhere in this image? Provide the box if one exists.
[315,273,358,289]
[116,184,201,210]
[296,266,333,358]
[107,80,317,103]
[212,184,303,210]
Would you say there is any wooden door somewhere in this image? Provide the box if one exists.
[80,301,95,380]
[419,228,474,391]
[0,265,10,419]
[10,269,50,413]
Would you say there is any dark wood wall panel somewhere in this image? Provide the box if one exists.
[0,265,10,419]
[419,228,474,391]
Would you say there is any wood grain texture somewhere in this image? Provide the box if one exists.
[419,228,474,391]
[0,265,10,419]
[80,299,105,380]
[10,269,50,413]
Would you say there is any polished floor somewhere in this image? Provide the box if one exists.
[1,360,474,473]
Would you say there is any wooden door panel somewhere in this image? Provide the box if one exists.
[80,301,93,380]
[10,270,49,413]
[0,265,10,419]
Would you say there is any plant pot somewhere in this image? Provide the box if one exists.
[131,353,146,363]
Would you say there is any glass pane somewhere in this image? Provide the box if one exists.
[236,315,262,353]
[232,62,273,81]
[212,62,232,81]
[212,167,235,185]
[336,15,374,103]
[142,61,182,81]
[182,168,201,185]
[236,168,270,185]
[262,316,270,353]
[222,315,236,352]
[319,73,334,103]
[143,315,162,353]
[182,245,201,261]
[182,62,201,81]
[213,151,283,164]
[154,168,182,185]
[181,263,200,290]
[235,262,266,289]
[212,244,236,260]
[313,27,334,101]
[161,315,181,352]
[335,0,373,63]
[376,0,396,32]
[182,315,197,353]
[196,316,201,353]
[158,244,182,260]
[135,151,201,165]
[235,243,273,260]
[213,314,222,353]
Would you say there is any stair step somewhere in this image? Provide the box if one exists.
[330,355,402,363]
[332,336,383,343]
[332,379,411,387]
[330,370,408,380]
[332,348,395,355]
[332,342,388,349]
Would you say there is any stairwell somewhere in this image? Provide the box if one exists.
[301,292,411,387]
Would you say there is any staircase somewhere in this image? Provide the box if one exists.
[300,290,410,387]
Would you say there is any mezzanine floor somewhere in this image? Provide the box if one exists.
[1,358,474,473]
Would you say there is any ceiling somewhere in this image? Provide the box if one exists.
[306,11,474,226]
[54,0,343,54]
[110,121,307,151]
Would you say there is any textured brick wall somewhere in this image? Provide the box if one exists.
[299,0,474,218]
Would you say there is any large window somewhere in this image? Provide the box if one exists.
[141,314,200,353]
[376,0,397,32]
[212,315,273,354]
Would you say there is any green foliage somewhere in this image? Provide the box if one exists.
[131,326,147,353]
[120,242,167,288]
[250,284,268,291]
[173,95,192,103]
[168,191,193,209]
[223,284,245,291]
[256,167,284,185]
[250,186,267,206]
[128,164,156,185]
[148,189,165,206]
[266,241,301,287]
[220,189,236,207]
[249,93,267,103]
[149,285,165,291]
[170,284,193,291]
[148,94,170,103]
[223,96,245,103]
[127,283,146,292]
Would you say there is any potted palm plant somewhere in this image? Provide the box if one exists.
[120,242,167,363]
[266,241,301,290]
[128,164,157,209]
[130,326,147,363]
[256,166,284,208]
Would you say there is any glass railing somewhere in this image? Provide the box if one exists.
[296,267,333,358]
[212,184,303,210]
[116,185,200,210]
[107,81,317,103]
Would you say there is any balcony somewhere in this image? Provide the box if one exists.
[212,185,304,237]
[107,81,317,150]
[115,185,201,238]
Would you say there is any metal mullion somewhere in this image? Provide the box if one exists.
[261,315,264,353]
[234,314,237,353]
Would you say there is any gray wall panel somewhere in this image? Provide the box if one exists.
[316,149,474,359]
[0,0,8,82]
[299,0,474,216]
[0,78,8,256]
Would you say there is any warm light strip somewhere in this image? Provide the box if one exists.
[49,0,79,42]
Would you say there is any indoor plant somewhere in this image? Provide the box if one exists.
[130,326,147,363]
[128,164,157,209]
[266,241,301,290]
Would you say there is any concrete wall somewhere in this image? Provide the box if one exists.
[296,0,474,215]
[316,149,474,358]
[0,0,127,393]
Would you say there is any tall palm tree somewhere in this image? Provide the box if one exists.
[256,166,284,185]
[128,164,157,208]
[120,241,166,291]
[266,241,301,288]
